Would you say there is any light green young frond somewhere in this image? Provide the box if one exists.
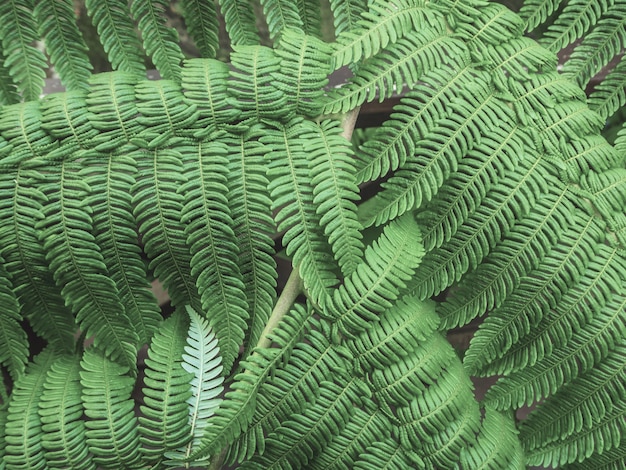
[4,348,56,470]
[39,354,95,470]
[0,0,46,101]
[465,212,607,376]
[329,0,368,36]
[0,258,27,382]
[519,0,565,31]
[138,311,193,464]
[327,213,424,339]
[129,0,184,81]
[132,147,201,310]
[180,0,219,58]
[165,306,224,466]
[587,54,626,121]
[520,342,625,467]
[325,25,468,114]
[460,407,525,470]
[332,0,436,68]
[37,161,138,371]
[80,349,141,469]
[218,0,261,46]
[33,0,92,93]
[562,4,626,88]
[85,0,146,76]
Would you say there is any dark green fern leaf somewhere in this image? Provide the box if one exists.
[259,0,304,39]
[39,354,95,470]
[519,0,565,31]
[327,213,424,339]
[33,0,92,93]
[81,154,161,347]
[353,438,424,469]
[0,47,20,105]
[295,0,322,37]
[3,348,56,470]
[85,0,146,76]
[180,0,219,58]
[329,0,368,36]
[129,0,184,81]
[37,161,138,371]
[80,348,141,469]
[0,0,47,101]
[179,140,248,373]
[0,257,28,382]
[587,54,626,121]
[218,0,261,46]
[138,310,193,463]
[562,444,626,469]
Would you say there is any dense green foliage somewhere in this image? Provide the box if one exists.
[0,0,624,468]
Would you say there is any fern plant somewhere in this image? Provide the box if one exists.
[0,0,624,469]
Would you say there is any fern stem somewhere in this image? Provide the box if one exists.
[340,106,361,141]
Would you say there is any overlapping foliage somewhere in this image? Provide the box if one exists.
[0,0,624,469]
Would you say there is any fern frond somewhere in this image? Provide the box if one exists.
[332,0,436,68]
[324,24,468,114]
[80,348,141,469]
[460,407,525,469]
[345,294,438,374]
[129,0,184,81]
[181,59,240,139]
[261,119,339,306]
[329,0,368,36]
[228,45,288,121]
[85,0,146,76]
[224,130,277,355]
[273,29,333,117]
[327,213,424,339]
[0,167,76,351]
[138,311,192,463]
[0,258,27,382]
[33,0,92,93]
[519,342,625,467]
[132,147,200,310]
[295,0,323,37]
[562,4,626,88]
[259,0,303,40]
[454,3,524,47]
[519,0,565,31]
[354,64,476,184]
[81,155,161,346]
[38,161,138,370]
[165,306,224,466]
[180,0,219,58]
[0,47,20,106]
[179,140,247,373]
[588,54,626,121]
[3,348,56,470]
[0,0,47,101]
[539,0,613,52]
[562,444,626,469]
[39,354,95,470]
[353,438,424,469]
[218,0,261,46]
[465,212,607,376]
[582,168,626,223]
[437,182,576,329]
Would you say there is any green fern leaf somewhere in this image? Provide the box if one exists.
[327,213,425,339]
[180,0,219,57]
[520,342,625,467]
[324,24,468,114]
[132,147,201,310]
[39,354,95,470]
[33,0,92,93]
[259,0,303,39]
[295,0,323,37]
[519,0,565,31]
[460,407,525,469]
[300,119,363,276]
[456,3,523,46]
[181,59,241,139]
[0,0,47,101]
[562,445,626,469]
[37,161,138,370]
[81,154,161,346]
[0,166,76,351]
[85,0,146,76]
[80,348,141,469]
[353,438,424,469]
[0,257,27,382]
[329,0,368,36]
[129,0,184,81]
[562,3,626,88]
[164,306,224,466]
[261,119,339,306]
[179,140,248,373]
[587,54,626,121]
[332,0,436,68]
[560,135,624,178]
[0,47,20,106]
[218,0,261,45]
[3,348,56,470]
[224,130,277,356]
[138,310,193,463]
